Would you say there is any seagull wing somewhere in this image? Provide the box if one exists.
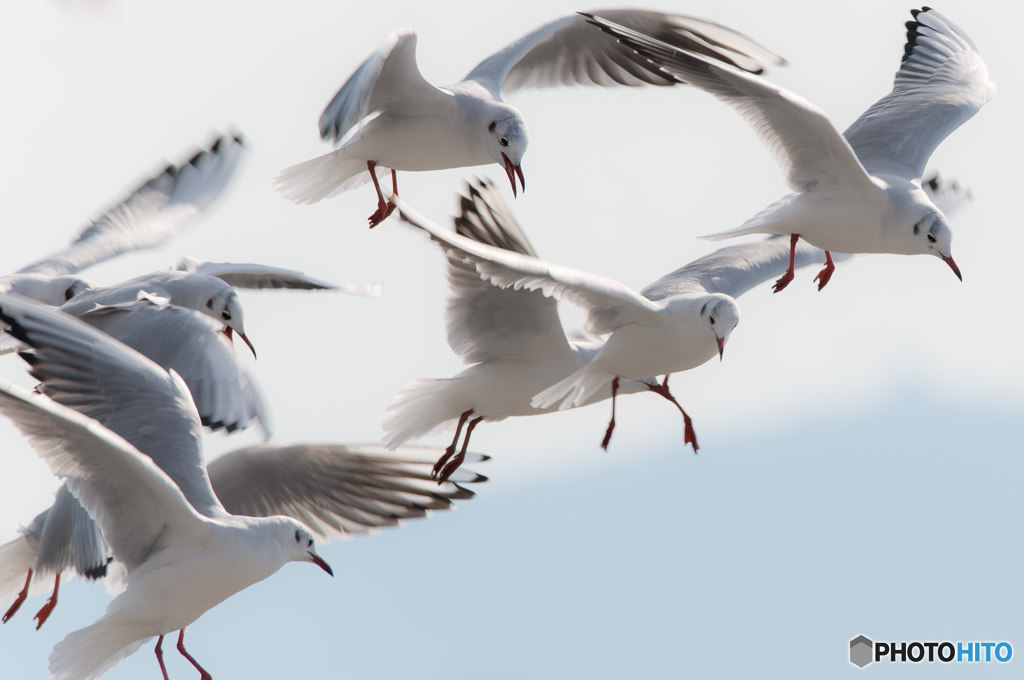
[172,257,347,292]
[207,444,484,541]
[642,236,838,301]
[584,14,875,195]
[397,198,663,336]
[77,300,268,435]
[319,30,450,144]
[439,178,575,364]
[843,8,994,180]
[0,378,205,574]
[465,9,783,96]
[16,134,244,277]
[0,294,227,519]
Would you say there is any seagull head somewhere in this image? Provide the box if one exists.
[485,107,527,197]
[263,519,334,576]
[913,210,962,281]
[166,274,257,358]
[700,295,740,361]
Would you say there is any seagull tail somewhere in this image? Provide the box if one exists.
[382,377,469,450]
[531,369,611,412]
[0,533,44,606]
[699,195,793,241]
[273,149,376,204]
[49,618,150,680]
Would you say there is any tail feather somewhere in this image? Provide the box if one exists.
[0,534,45,605]
[701,195,792,241]
[532,369,612,411]
[274,150,376,204]
[382,378,465,450]
[49,620,150,680]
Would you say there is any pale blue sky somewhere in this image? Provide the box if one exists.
[0,1,1020,678]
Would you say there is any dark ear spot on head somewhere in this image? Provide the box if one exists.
[912,221,920,235]
[294,529,301,542]
[700,302,708,315]
[206,298,214,309]
[488,120,496,133]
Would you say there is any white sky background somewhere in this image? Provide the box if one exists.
[0,0,1020,678]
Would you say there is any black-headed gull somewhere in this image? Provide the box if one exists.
[0,294,484,679]
[275,9,783,227]
[1,133,245,305]
[585,8,993,290]
[394,180,838,476]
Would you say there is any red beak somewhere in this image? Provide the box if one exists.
[501,153,525,197]
[223,326,257,360]
[716,336,726,361]
[941,254,962,281]
[308,552,333,577]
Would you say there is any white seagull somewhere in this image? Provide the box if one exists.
[0,294,484,680]
[1,133,245,305]
[275,9,783,227]
[394,180,839,476]
[584,7,993,291]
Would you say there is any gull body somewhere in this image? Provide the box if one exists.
[395,180,837,468]
[0,295,484,679]
[276,9,783,226]
[585,8,993,290]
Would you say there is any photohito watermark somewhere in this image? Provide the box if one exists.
[849,635,1012,668]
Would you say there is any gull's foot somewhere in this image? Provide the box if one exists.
[437,452,465,484]
[432,445,456,480]
[772,269,795,293]
[2,569,31,624]
[683,414,699,453]
[600,416,616,450]
[814,255,836,291]
[367,200,396,228]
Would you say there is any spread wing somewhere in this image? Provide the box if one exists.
[843,8,994,180]
[584,13,875,196]
[465,9,783,96]
[16,133,244,277]
[207,444,484,541]
[397,197,663,336]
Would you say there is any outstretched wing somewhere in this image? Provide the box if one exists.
[843,8,994,180]
[465,9,783,96]
[17,133,244,277]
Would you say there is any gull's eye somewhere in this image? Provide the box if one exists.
[927,234,937,243]
[221,311,231,320]
[499,137,509,147]
[709,315,716,324]
[307,538,313,548]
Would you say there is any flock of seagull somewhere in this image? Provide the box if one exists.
[0,5,991,680]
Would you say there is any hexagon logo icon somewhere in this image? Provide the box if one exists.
[850,635,874,668]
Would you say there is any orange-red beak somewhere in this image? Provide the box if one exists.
[501,153,525,197]
[224,326,257,360]
[308,552,333,577]
[717,336,726,361]
[942,254,962,281]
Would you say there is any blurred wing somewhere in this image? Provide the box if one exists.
[923,173,972,217]
[443,178,573,363]
[78,301,268,434]
[584,14,875,195]
[397,198,663,336]
[207,444,485,541]
[172,257,344,291]
[17,134,245,277]
[319,30,449,144]
[36,484,110,578]
[642,236,841,301]
[465,9,783,95]
[843,8,994,180]
[0,294,226,519]
[0,379,204,573]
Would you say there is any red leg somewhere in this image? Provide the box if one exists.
[600,378,621,450]
[438,416,483,483]
[646,375,699,453]
[433,409,474,479]
[176,628,212,680]
[32,571,60,629]
[772,234,800,293]
[366,162,398,228]
[2,568,32,624]
[813,250,836,291]
[155,634,170,680]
